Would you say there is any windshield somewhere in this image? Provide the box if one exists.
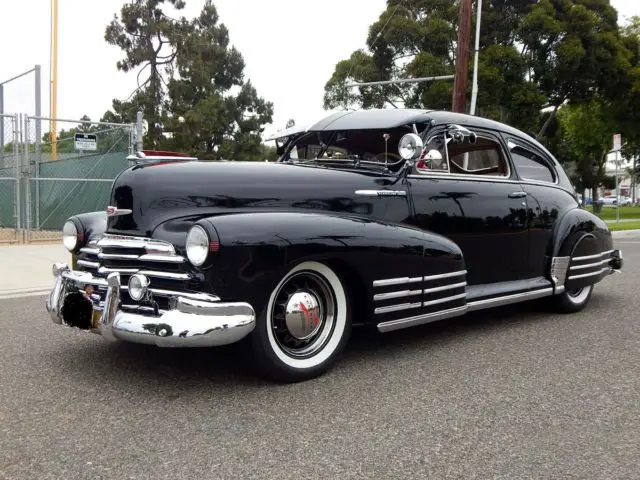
[283,127,412,165]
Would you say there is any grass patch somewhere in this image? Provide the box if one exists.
[606,221,640,231]
[584,205,640,220]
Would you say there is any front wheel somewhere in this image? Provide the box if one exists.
[250,261,352,383]
[551,284,594,313]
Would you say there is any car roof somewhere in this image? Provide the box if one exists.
[268,108,531,139]
[265,108,555,163]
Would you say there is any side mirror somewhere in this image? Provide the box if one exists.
[398,133,424,160]
[446,124,477,144]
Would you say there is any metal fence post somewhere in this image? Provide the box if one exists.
[136,110,143,153]
[13,113,21,231]
[0,85,4,152]
[24,114,31,235]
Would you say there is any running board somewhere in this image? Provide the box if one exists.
[376,288,554,333]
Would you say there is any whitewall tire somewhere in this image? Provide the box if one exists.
[250,261,352,382]
[553,284,594,313]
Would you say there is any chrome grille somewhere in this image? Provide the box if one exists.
[76,234,195,312]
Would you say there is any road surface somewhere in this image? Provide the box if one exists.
[1,235,639,479]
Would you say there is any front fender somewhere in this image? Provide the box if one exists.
[196,211,465,324]
[66,211,107,253]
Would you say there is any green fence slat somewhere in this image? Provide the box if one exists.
[32,152,129,230]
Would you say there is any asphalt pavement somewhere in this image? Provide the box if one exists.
[1,235,639,479]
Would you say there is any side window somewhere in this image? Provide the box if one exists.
[510,145,555,183]
[447,136,509,177]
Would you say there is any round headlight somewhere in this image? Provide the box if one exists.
[186,225,209,267]
[128,274,149,301]
[62,220,79,252]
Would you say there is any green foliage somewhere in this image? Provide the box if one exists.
[103,0,273,160]
[556,99,618,197]
[323,0,638,147]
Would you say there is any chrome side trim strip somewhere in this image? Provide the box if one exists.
[373,270,467,288]
[424,270,467,281]
[374,302,422,315]
[423,281,467,295]
[567,268,608,281]
[375,292,466,315]
[377,306,468,333]
[569,259,610,271]
[423,292,466,308]
[355,189,407,197]
[572,250,614,262]
[374,290,422,302]
[467,288,553,312]
[373,277,422,287]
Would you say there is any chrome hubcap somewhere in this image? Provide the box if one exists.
[285,291,322,340]
[270,271,336,358]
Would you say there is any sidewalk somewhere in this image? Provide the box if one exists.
[0,244,69,299]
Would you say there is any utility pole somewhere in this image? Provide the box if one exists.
[469,0,483,116]
[452,0,473,113]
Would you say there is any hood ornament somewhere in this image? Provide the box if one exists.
[106,206,132,217]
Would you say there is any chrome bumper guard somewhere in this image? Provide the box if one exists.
[45,262,256,348]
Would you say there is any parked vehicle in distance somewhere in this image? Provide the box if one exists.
[598,195,632,206]
[46,109,623,382]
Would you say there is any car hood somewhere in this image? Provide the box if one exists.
[106,160,407,237]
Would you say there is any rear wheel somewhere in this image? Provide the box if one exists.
[250,261,351,383]
[551,284,594,313]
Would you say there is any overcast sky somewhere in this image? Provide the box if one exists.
[1,0,637,138]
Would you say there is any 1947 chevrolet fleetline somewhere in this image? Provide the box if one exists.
[46,108,623,382]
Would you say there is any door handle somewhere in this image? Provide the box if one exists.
[508,191,527,198]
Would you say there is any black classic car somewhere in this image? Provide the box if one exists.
[46,108,623,382]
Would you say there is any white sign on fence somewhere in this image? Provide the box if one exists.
[74,133,97,151]
[613,133,622,152]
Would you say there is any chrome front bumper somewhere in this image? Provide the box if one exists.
[45,263,256,347]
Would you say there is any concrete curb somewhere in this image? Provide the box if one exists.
[612,229,640,237]
[0,290,52,300]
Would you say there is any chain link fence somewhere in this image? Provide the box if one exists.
[0,113,138,244]
[0,114,19,244]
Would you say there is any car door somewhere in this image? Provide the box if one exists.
[503,135,580,278]
[407,125,529,287]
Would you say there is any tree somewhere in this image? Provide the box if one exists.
[323,0,636,141]
[556,99,620,210]
[104,0,272,160]
[285,118,296,129]
[518,0,635,140]
[105,0,186,148]
[161,1,273,159]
